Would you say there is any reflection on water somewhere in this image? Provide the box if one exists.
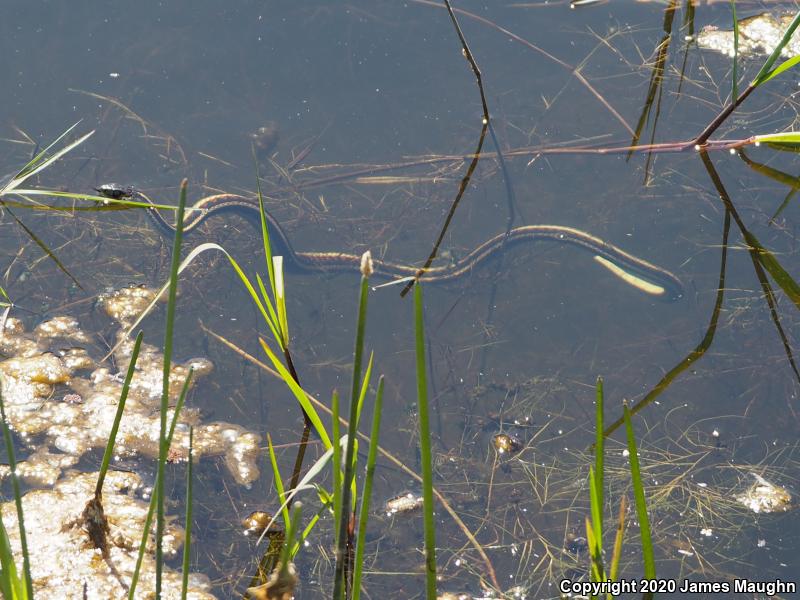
[1,0,800,597]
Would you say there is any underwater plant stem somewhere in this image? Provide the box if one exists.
[694,84,756,146]
[285,348,312,507]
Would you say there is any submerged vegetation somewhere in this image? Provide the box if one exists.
[2,1,800,598]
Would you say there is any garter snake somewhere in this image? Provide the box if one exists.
[96,184,684,300]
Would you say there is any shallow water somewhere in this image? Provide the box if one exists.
[1,1,799,597]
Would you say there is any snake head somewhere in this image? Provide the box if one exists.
[95,183,134,200]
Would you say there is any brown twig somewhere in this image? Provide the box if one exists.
[410,0,635,137]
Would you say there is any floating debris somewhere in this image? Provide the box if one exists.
[492,432,522,455]
[736,473,794,514]
[242,510,281,537]
[695,13,800,58]
[384,491,425,516]
[565,533,588,554]
[0,286,261,486]
[0,470,215,599]
[245,561,297,600]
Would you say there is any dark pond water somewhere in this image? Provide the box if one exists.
[1,0,799,598]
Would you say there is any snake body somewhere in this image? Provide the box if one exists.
[96,184,684,300]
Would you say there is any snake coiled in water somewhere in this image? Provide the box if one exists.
[96,184,684,300]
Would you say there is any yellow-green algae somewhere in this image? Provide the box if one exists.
[0,470,215,599]
[0,286,260,486]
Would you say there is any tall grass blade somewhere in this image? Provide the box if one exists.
[155,179,187,598]
[95,331,143,497]
[128,368,193,599]
[593,376,604,546]
[331,390,343,546]
[4,121,82,186]
[1,126,94,195]
[414,285,437,599]
[584,513,603,587]
[352,375,384,600]
[334,267,371,600]
[4,206,83,290]
[587,467,604,584]
[622,402,655,585]
[102,242,281,363]
[267,434,291,530]
[608,495,626,585]
[259,338,332,449]
[253,159,278,304]
[757,54,800,85]
[0,383,32,600]
[279,502,302,571]
[0,503,24,600]
[180,427,194,600]
[354,353,374,432]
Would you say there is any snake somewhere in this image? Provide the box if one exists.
[95,184,684,300]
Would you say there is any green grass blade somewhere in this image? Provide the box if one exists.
[279,502,302,570]
[334,269,371,600]
[155,180,188,598]
[4,206,83,290]
[257,445,339,545]
[623,402,655,582]
[753,131,800,148]
[292,503,326,558]
[6,121,81,185]
[128,369,193,598]
[593,376,604,548]
[2,126,94,195]
[0,503,24,600]
[414,284,437,600]
[352,375,384,600]
[255,272,281,346]
[331,390,343,550]
[757,54,800,85]
[0,382,33,600]
[102,242,279,363]
[267,434,291,530]
[95,331,143,497]
[608,495,626,586]
[354,352,374,429]
[180,427,194,600]
[584,514,603,589]
[258,338,332,449]
[740,229,800,309]
[253,161,278,303]
[588,467,604,582]
[752,10,800,86]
